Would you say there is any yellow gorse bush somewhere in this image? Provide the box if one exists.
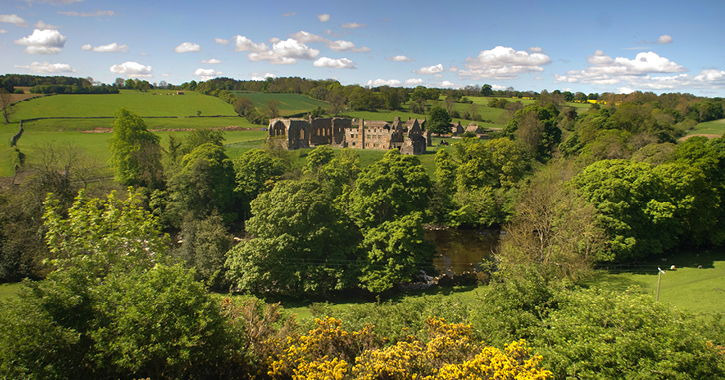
[266,316,552,380]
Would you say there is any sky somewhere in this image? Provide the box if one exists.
[2,0,725,97]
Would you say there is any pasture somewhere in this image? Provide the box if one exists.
[12,89,236,120]
[231,92,329,116]
[688,118,725,138]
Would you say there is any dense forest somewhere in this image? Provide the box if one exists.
[1,75,725,379]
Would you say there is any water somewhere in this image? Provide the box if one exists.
[425,229,500,276]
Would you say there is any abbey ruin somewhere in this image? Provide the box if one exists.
[267,116,431,155]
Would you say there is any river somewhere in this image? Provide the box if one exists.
[425,229,500,276]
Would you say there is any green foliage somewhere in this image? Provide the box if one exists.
[174,213,234,290]
[504,104,561,161]
[108,108,164,189]
[428,106,452,134]
[303,145,335,174]
[226,179,361,296]
[536,287,725,379]
[316,148,361,200]
[350,150,432,229]
[358,212,436,292]
[233,148,286,220]
[167,143,237,224]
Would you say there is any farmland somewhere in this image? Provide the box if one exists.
[231,92,329,116]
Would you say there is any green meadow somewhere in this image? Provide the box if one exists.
[231,92,329,116]
[690,118,725,137]
[13,89,236,119]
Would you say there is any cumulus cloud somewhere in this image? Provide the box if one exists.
[233,35,268,52]
[110,61,152,77]
[366,79,401,86]
[458,46,552,80]
[14,61,74,73]
[342,22,366,29]
[528,47,544,53]
[618,86,635,94]
[0,14,28,27]
[555,50,687,86]
[215,38,229,45]
[175,42,201,53]
[413,63,444,75]
[439,81,457,88]
[58,10,117,17]
[83,42,128,53]
[657,34,673,44]
[282,12,296,17]
[249,38,319,64]
[194,68,222,81]
[405,78,425,85]
[202,58,221,64]
[318,14,330,22]
[35,20,60,29]
[352,46,371,53]
[290,30,327,43]
[329,40,355,51]
[388,55,414,62]
[313,57,356,69]
[15,29,67,54]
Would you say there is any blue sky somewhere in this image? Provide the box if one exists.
[2,0,725,96]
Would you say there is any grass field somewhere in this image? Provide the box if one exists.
[584,250,725,315]
[232,92,329,116]
[689,118,725,137]
[12,89,236,120]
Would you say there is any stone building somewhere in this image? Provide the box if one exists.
[268,115,429,155]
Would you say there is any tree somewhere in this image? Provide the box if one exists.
[233,149,286,220]
[265,99,281,118]
[124,78,135,89]
[428,106,452,134]
[234,96,255,116]
[303,145,335,174]
[173,212,234,290]
[225,179,361,296]
[108,108,164,189]
[114,77,125,88]
[0,88,16,124]
[480,84,494,97]
[167,143,236,224]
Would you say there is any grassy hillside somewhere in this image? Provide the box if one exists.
[232,92,329,116]
[689,118,725,137]
[12,90,236,120]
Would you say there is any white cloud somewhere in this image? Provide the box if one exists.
[329,40,355,51]
[110,61,153,77]
[194,68,222,81]
[618,86,635,94]
[84,42,128,53]
[352,46,371,53]
[202,58,221,64]
[282,12,296,17]
[528,47,544,53]
[405,78,425,85]
[161,73,169,77]
[290,30,327,43]
[15,29,67,54]
[14,61,74,73]
[313,57,356,69]
[0,14,28,27]
[413,63,444,75]
[459,46,552,80]
[175,42,201,53]
[0,30,6,34]
[233,35,268,52]
[214,38,229,45]
[389,55,414,62]
[140,52,148,56]
[249,38,319,64]
[318,14,330,22]
[657,34,673,44]
[366,79,401,86]
[492,84,506,90]
[449,65,459,72]
[35,20,60,29]
[439,80,457,88]
[58,10,117,17]
[342,22,366,29]
[252,72,276,80]
[269,37,281,43]
[555,50,687,86]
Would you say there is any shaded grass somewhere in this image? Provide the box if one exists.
[231,92,329,116]
[0,283,20,300]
